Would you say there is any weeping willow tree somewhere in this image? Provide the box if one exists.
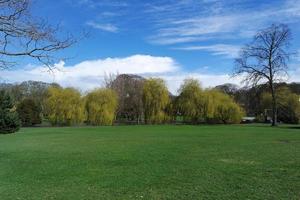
[44,87,85,126]
[204,90,244,124]
[85,89,118,126]
[177,78,205,124]
[143,78,170,124]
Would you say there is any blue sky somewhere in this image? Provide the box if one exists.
[2,0,300,93]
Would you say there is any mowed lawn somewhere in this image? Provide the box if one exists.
[0,125,299,200]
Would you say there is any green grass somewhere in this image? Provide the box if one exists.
[0,125,299,200]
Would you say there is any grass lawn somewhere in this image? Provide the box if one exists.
[0,125,299,200]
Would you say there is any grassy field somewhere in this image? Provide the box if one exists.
[0,125,299,200]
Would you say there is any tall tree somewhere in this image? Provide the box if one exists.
[143,78,170,124]
[0,0,75,70]
[177,78,205,124]
[234,24,292,126]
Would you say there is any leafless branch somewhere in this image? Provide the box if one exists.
[0,0,76,70]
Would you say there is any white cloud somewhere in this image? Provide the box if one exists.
[173,44,240,58]
[2,55,299,94]
[1,55,179,91]
[86,21,118,33]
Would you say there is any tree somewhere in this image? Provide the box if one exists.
[177,79,205,124]
[109,74,145,124]
[234,24,292,126]
[261,87,300,124]
[0,90,20,134]
[0,0,75,70]
[85,89,118,126]
[44,87,85,126]
[143,78,170,124]
[17,98,42,126]
[207,90,244,124]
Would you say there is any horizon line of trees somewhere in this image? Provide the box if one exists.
[1,75,300,134]
[0,76,248,133]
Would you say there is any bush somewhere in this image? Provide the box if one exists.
[0,90,20,134]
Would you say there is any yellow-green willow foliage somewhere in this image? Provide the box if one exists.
[261,87,300,124]
[44,87,85,126]
[205,90,244,124]
[177,79,244,124]
[85,89,118,125]
[143,78,170,124]
[177,78,205,123]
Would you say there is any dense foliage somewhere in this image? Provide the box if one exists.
[17,98,42,126]
[177,79,244,124]
[216,82,300,124]
[261,87,300,124]
[143,78,170,124]
[0,77,299,129]
[0,90,20,134]
[44,87,85,126]
[85,89,118,125]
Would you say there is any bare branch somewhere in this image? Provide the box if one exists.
[0,0,76,70]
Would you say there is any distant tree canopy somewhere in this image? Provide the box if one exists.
[17,98,42,126]
[85,89,118,126]
[143,78,170,124]
[0,90,20,134]
[44,87,85,126]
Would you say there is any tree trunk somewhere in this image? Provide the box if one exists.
[270,83,277,126]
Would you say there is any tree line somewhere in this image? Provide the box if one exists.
[1,77,299,134]
[0,76,245,133]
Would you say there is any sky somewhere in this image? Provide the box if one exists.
[1,0,300,94]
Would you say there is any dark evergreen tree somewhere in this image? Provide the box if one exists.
[17,98,42,127]
[0,90,20,134]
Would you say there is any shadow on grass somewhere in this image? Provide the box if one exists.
[282,126,300,129]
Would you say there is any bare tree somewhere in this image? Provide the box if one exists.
[234,24,292,126]
[0,0,76,70]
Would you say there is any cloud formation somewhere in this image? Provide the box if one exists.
[2,55,299,94]
[147,0,300,46]
[173,44,241,58]
[1,55,179,92]
[86,21,119,33]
